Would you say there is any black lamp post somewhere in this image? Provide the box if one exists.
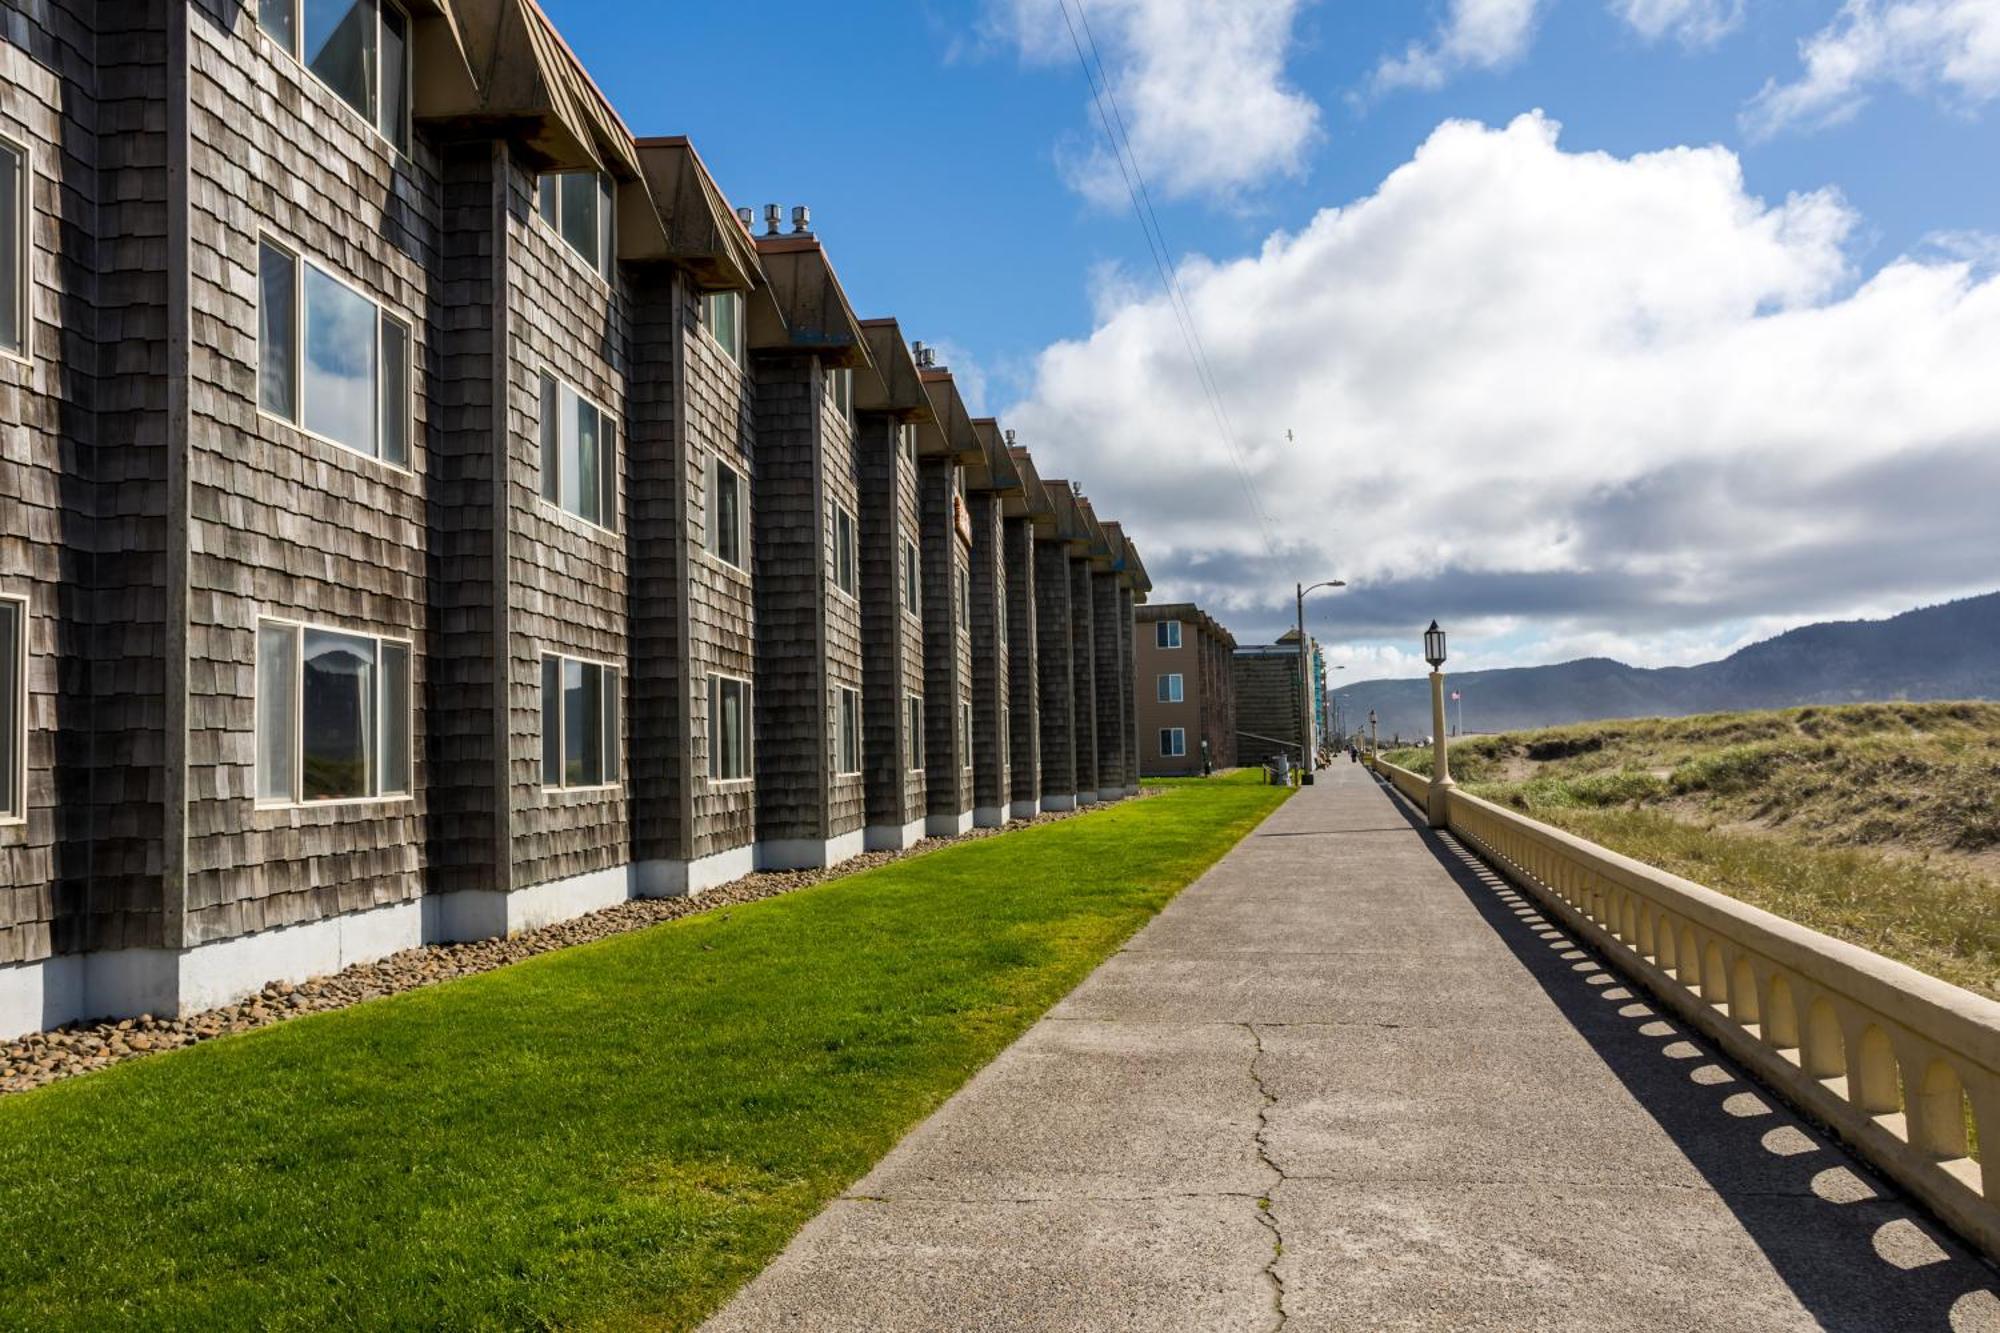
[1423,621,1454,826]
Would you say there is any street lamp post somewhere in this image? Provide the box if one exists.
[1295,579,1346,782]
[1423,621,1454,828]
[1368,709,1378,767]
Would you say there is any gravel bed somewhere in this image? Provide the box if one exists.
[0,797,1136,1097]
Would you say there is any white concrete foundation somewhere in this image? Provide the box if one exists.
[757,830,867,872]
[1040,793,1076,812]
[864,818,927,852]
[1077,790,1101,805]
[973,805,1010,829]
[1009,799,1041,821]
[926,810,974,838]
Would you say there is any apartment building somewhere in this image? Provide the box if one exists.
[1135,604,1238,777]
[0,0,1150,1038]
[1235,632,1324,767]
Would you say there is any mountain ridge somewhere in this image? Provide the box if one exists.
[1329,591,2000,742]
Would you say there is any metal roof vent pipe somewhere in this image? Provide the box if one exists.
[763,203,782,236]
[912,341,935,369]
[1004,429,1016,448]
[735,206,754,230]
[791,205,811,234]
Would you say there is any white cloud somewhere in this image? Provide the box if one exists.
[1371,0,1546,94]
[1745,0,2000,137]
[992,0,1319,205]
[1610,0,1745,46]
[1004,112,2000,663]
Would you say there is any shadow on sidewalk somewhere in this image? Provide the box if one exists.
[1372,774,2000,1332]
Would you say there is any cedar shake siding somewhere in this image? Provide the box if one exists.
[1067,555,1098,799]
[1003,517,1040,817]
[856,413,925,847]
[968,489,1009,824]
[1090,570,1126,799]
[1033,539,1076,806]
[1235,646,1307,767]
[0,1,1153,1038]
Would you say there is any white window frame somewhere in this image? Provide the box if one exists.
[538,370,619,532]
[957,565,971,633]
[1158,673,1184,704]
[708,455,749,573]
[825,365,853,421]
[256,0,414,154]
[255,615,414,809]
[831,503,857,598]
[256,232,414,472]
[700,289,746,366]
[0,592,26,824]
[535,169,616,283]
[907,693,924,772]
[1156,619,1183,649]
[540,652,621,793]
[0,135,27,364]
[1160,727,1187,759]
[898,422,917,465]
[902,536,922,618]
[960,699,973,769]
[709,672,754,784]
[835,686,862,776]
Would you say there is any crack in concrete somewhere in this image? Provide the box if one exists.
[1245,1022,1289,1332]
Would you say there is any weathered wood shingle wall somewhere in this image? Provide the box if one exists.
[1033,541,1074,800]
[968,491,1008,814]
[1090,571,1125,794]
[1067,557,1097,795]
[750,356,824,841]
[856,415,924,834]
[180,3,439,944]
[919,457,969,819]
[1003,518,1039,808]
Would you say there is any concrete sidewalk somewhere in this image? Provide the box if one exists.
[705,763,2000,1331]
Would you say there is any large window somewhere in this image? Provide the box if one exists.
[0,595,23,821]
[1156,619,1183,649]
[825,366,852,420]
[539,373,617,529]
[832,505,856,597]
[536,171,614,280]
[257,618,411,805]
[1160,727,1187,759]
[700,290,744,365]
[1158,673,1184,703]
[541,654,619,790]
[710,675,752,781]
[259,238,411,466]
[902,537,921,616]
[957,566,971,632]
[836,687,861,775]
[907,694,924,771]
[1,138,23,358]
[710,458,747,569]
[259,0,411,152]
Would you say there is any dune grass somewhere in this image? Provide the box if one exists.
[1382,702,2000,997]
[0,774,1288,1331]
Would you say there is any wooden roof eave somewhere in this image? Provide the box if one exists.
[1046,484,1093,552]
[1010,447,1061,533]
[746,237,873,371]
[854,319,932,421]
[917,371,984,464]
[965,420,1025,496]
[1123,536,1153,596]
[406,0,481,116]
[1075,497,1118,569]
[631,137,761,289]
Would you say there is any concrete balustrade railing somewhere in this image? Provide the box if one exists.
[1372,757,2000,1259]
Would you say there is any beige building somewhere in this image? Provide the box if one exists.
[1135,605,1237,777]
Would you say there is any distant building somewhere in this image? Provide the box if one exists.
[1234,631,1323,766]
[1136,606,1237,776]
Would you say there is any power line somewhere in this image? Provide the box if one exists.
[1054,0,1281,561]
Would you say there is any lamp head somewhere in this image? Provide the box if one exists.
[1423,620,1447,670]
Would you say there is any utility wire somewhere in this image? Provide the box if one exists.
[1070,0,1278,546]
[1055,0,1281,560]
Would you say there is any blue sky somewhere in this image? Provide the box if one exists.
[544,0,2000,676]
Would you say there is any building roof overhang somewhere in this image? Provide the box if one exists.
[630,137,762,290]
[854,318,933,422]
[745,234,872,371]
[1046,483,1094,553]
[1009,448,1061,534]
[1122,534,1153,600]
[917,370,985,464]
[1075,496,1118,571]
[966,420,1026,498]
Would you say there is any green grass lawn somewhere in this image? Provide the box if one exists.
[0,774,1287,1331]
